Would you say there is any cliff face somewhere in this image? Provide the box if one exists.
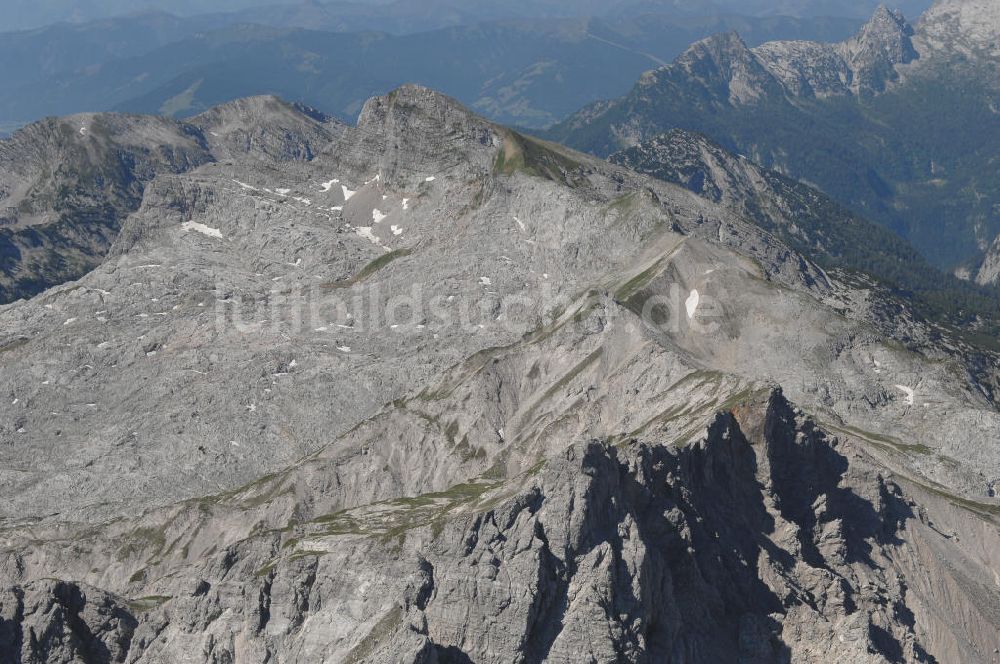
[1,86,999,662]
[3,392,998,663]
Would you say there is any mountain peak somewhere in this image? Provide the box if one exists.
[357,84,473,126]
[191,95,344,162]
[193,95,328,124]
[682,31,753,61]
[354,85,503,180]
[673,31,783,105]
[871,3,905,23]
[861,4,913,38]
[839,4,917,94]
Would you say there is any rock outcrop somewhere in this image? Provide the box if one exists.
[0,580,137,664]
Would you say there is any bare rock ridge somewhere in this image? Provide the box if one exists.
[625,5,916,111]
[675,4,919,101]
[0,86,999,662]
[0,96,342,305]
[551,4,922,154]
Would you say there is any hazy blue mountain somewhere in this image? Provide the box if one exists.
[0,14,862,130]
[3,0,932,33]
[1,0,303,31]
[0,11,234,93]
[205,0,933,34]
[549,0,1000,272]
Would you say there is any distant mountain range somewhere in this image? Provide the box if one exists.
[2,0,934,33]
[0,12,863,130]
[207,0,936,32]
[549,0,1000,274]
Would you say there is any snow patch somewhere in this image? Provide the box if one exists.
[275,188,291,195]
[319,179,340,192]
[342,185,356,201]
[337,346,352,353]
[233,179,258,191]
[390,225,403,236]
[513,216,526,232]
[181,221,223,239]
[480,277,492,286]
[425,176,436,182]
[63,318,77,325]
[685,290,700,319]
[895,385,915,406]
[402,198,410,210]
[372,209,388,224]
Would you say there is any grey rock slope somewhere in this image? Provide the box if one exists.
[1,86,999,662]
[0,96,343,305]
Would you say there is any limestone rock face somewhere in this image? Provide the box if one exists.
[0,580,137,664]
[973,235,1000,286]
[0,86,999,662]
[915,0,1000,64]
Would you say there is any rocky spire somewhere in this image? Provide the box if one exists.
[839,4,918,95]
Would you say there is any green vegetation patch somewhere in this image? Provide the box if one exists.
[128,595,172,613]
[344,605,404,664]
[321,247,415,290]
[308,480,499,541]
[519,348,603,427]
[494,131,586,185]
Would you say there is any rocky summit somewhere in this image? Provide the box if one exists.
[1,84,999,663]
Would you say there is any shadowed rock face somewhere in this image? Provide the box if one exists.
[2,391,994,662]
[0,86,999,662]
[0,580,137,663]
